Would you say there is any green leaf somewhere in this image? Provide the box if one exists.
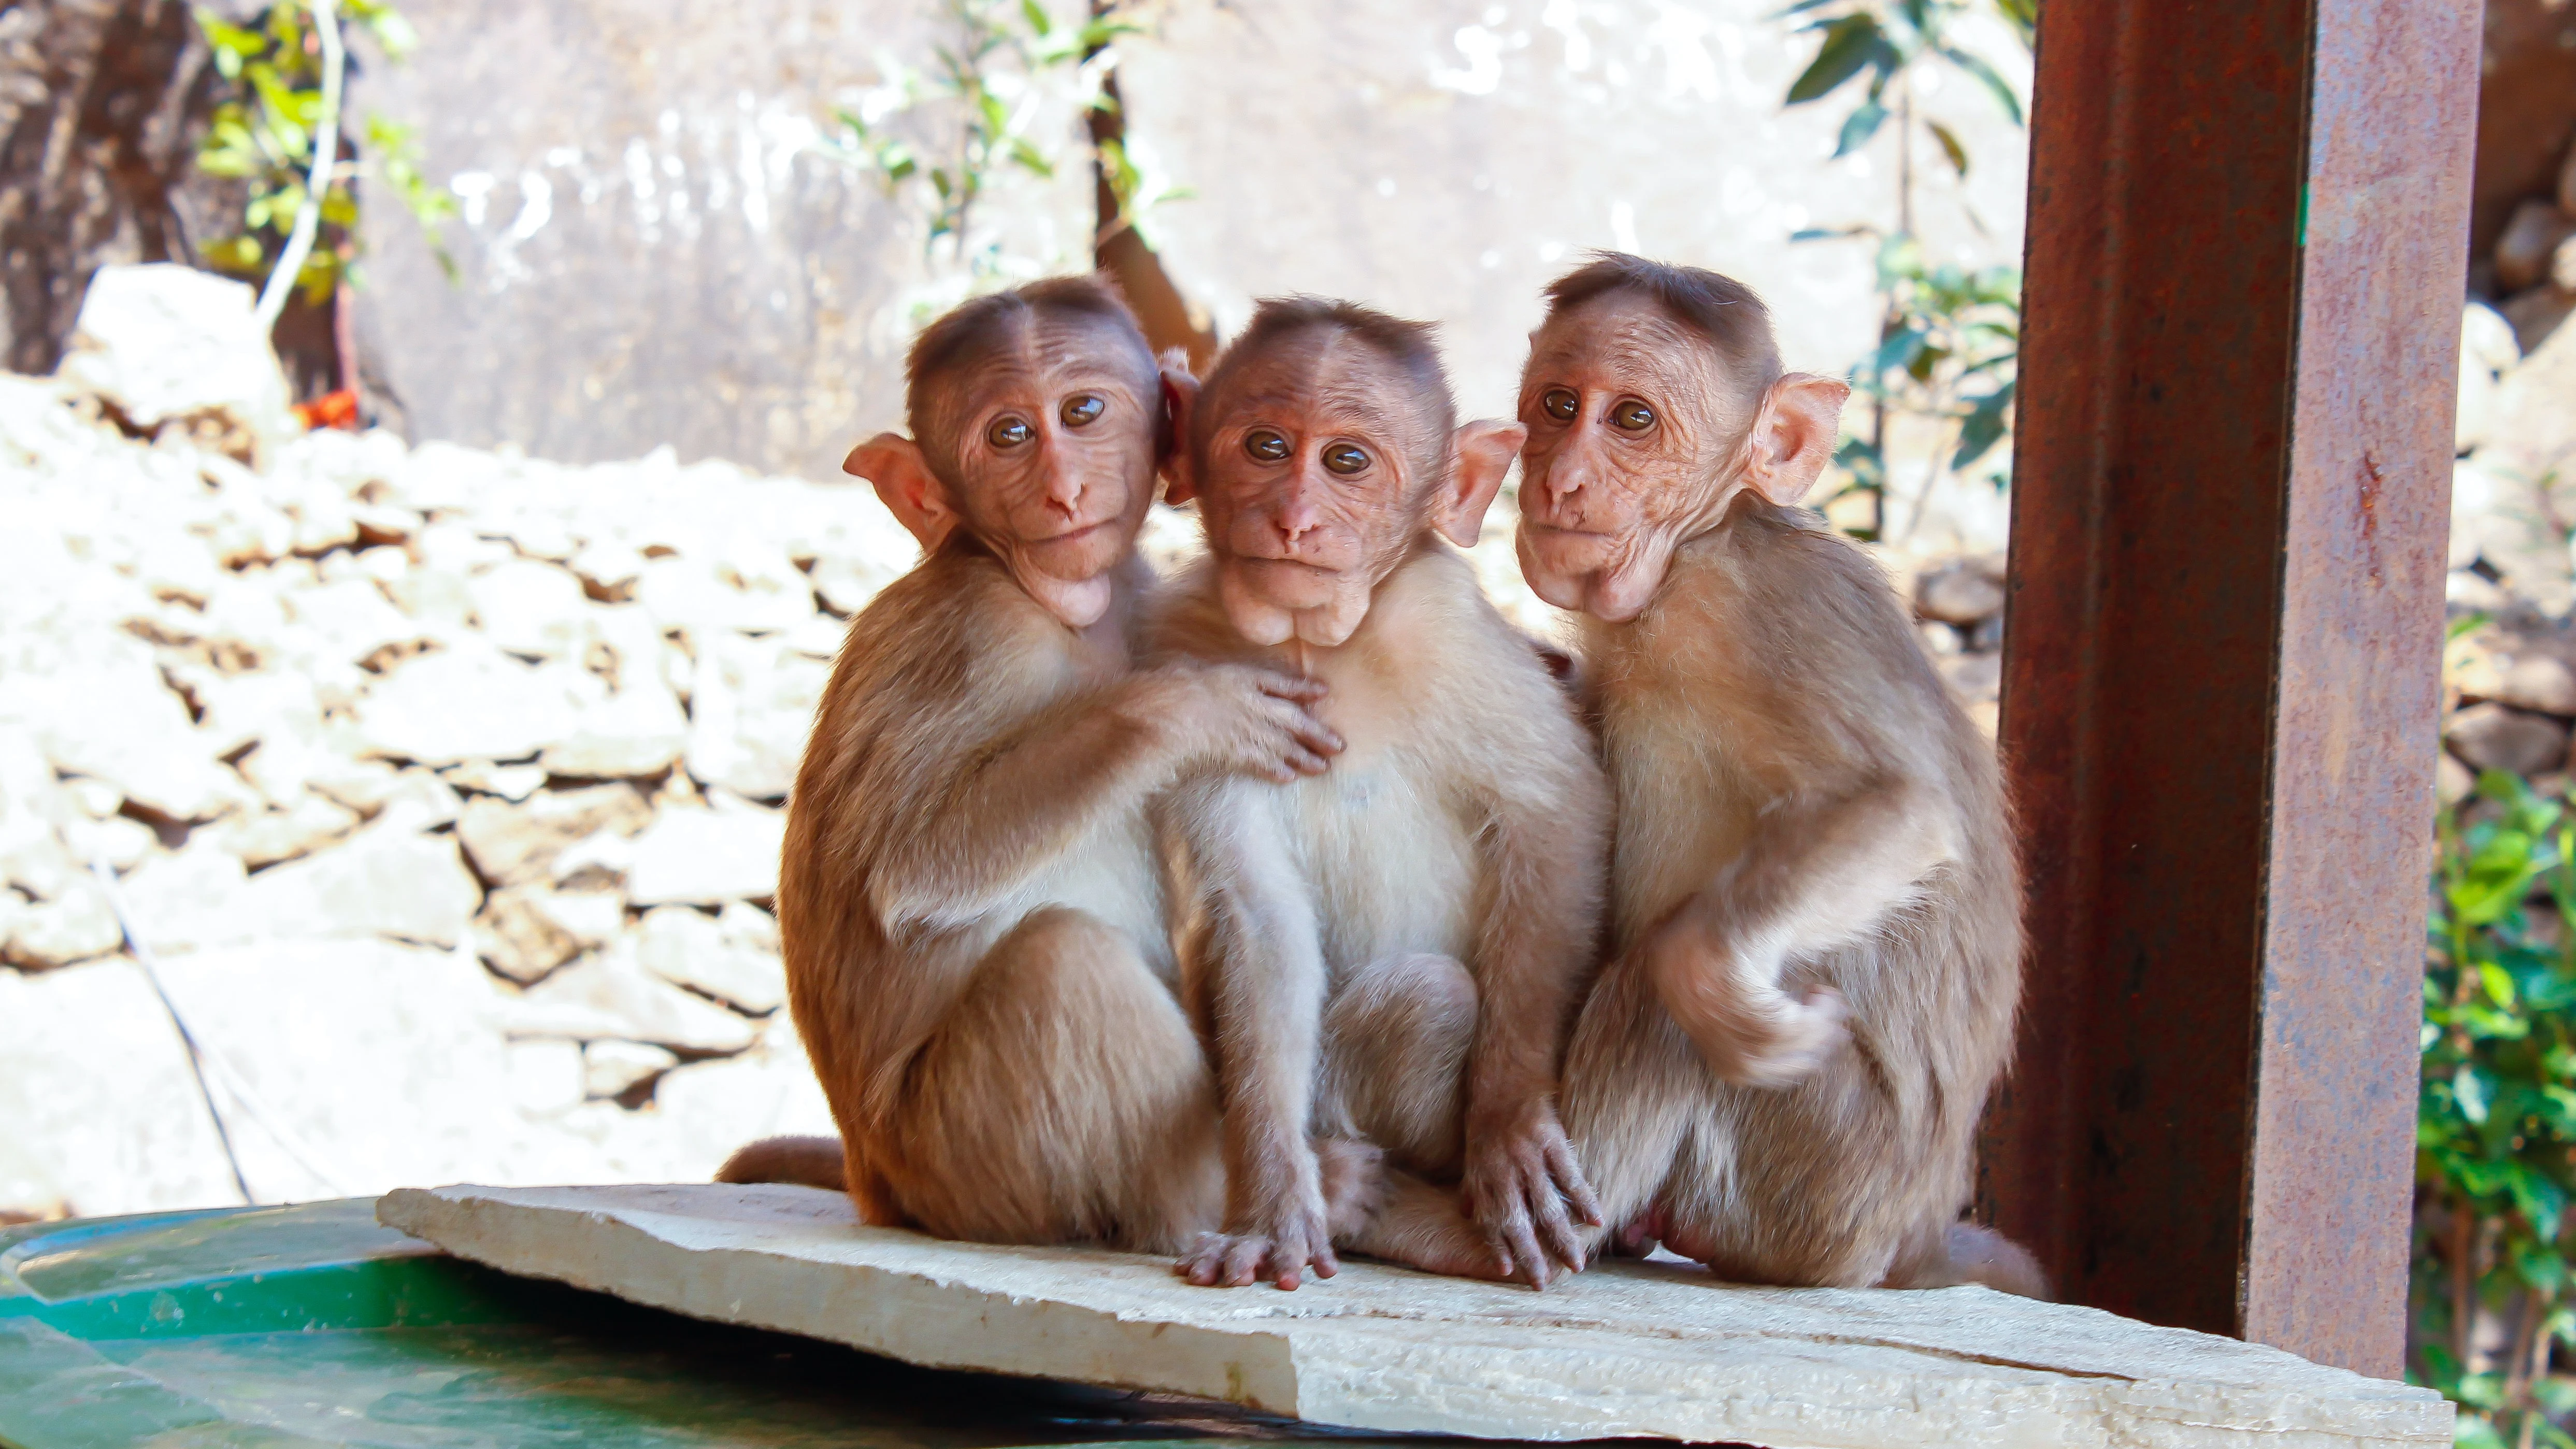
[1020,0,1052,38]
[2513,1164,2569,1242]
[1939,43,2025,125]
[1928,119,1970,178]
[1953,381,2014,468]
[1834,99,1890,157]
[2458,1064,2496,1124]
[1786,15,1885,105]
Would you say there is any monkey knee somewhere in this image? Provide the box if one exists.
[1329,952,1478,1052]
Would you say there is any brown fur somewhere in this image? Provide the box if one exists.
[1558,506,2031,1290]
[1153,300,1611,1290]
[1517,256,2036,1296]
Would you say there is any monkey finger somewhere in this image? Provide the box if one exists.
[1285,748,1331,776]
[1527,1187,1585,1272]
[1254,672,1330,703]
[1544,1137,1605,1227]
[1222,1237,1271,1288]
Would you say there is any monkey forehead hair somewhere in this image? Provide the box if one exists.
[901,274,1161,472]
[1191,296,1457,472]
[1537,252,1784,393]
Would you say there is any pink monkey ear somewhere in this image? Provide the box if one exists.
[1437,419,1527,547]
[1742,374,1850,508]
[1157,366,1201,506]
[845,433,955,551]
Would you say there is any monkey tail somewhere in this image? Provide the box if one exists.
[715,1135,848,1192]
[1939,1222,2052,1300]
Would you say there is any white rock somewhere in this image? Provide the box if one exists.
[0,956,242,1216]
[626,803,785,906]
[684,636,827,799]
[507,1038,588,1115]
[0,873,124,969]
[366,769,466,835]
[119,847,254,955]
[503,944,759,1054]
[455,784,654,887]
[442,761,549,802]
[198,792,362,869]
[8,659,239,821]
[355,646,584,766]
[639,553,815,638]
[55,265,292,445]
[468,558,592,659]
[472,883,586,985]
[584,1039,680,1099]
[239,822,483,948]
[637,903,787,1014]
[541,681,689,779]
[381,1184,2453,1449]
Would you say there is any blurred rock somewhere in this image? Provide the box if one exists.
[2498,200,2576,293]
[2446,702,2572,776]
[505,945,760,1055]
[355,646,585,767]
[456,783,653,888]
[1916,558,2007,626]
[55,265,292,453]
[239,823,482,948]
[541,681,689,779]
[474,883,586,985]
[584,1040,679,1099]
[2496,655,2576,716]
[637,903,788,1015]
[626,804,786,906]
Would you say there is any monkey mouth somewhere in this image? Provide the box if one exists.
[1031,520,1113,546]
[1230,555,1346,608]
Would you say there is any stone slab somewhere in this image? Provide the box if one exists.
[380,1183,2449,1448]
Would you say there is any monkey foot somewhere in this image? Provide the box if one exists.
[1177,1222,1338,1292]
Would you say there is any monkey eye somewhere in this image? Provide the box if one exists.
[986,414,1034,449]
[1321,442,1371,476]
[1060,394,1105,427]
[1244,428,1291,462]
[1610,398,1657,433]
[1540,388,1580,423]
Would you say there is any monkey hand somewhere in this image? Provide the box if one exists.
[1643,915,1850,1089]
[1133,662,1344,785]
[1177,1196,1340,1292]
[1462,1100,1601,1288]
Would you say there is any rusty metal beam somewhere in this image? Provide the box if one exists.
[1986,0,2478,1377]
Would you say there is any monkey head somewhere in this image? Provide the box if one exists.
[1183,298,1524,648]
[1514,253,1849,622]
[846,275,1190,629]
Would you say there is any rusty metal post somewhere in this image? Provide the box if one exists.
[1986,0,2478,1377]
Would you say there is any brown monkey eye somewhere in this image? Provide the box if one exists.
[1540,388,1580,423]
[1611,398,1657,432]
[1244,428,1291,462]
[1321,442,1371,476]
[987,414,1034,448]
[1060,394,1105,427]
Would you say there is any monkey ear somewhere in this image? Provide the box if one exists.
[1742,374,1851,508]
[1157,365,1201,507]
[845,433,956,551]
[1435,419,1527,548]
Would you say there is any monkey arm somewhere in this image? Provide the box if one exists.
[1648,773,1958,1087]
[1459,766,1611,1284]
[865,682,1181,931]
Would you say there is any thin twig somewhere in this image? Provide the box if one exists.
[255,0,345,329]
[85,860,253,1205]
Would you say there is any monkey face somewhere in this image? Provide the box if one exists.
[1514,294,1750,623]
[1194,340,1443,649]
[940,312,1165,595]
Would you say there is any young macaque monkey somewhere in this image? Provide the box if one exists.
[1152,298,1611,1291]
[718,276,1354,1255]
[1520,254,2040,1295]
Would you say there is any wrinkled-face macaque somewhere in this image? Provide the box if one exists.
[1152,298,1611,1290]
[719,276,1364,1254]
[1525,254,2041,1295]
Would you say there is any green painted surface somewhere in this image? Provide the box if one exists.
[0,1201,1438,1449]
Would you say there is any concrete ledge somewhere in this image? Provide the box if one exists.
[379,1183,2450,1448]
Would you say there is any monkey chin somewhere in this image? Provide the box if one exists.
[1218,561,1371,650]
[1517,527,1667,624]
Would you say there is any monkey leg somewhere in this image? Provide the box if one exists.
[1556,955,1715,1263]
[881,906,1224,1256]
[1316,952,1478,1178]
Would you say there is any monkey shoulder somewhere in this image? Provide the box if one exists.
[1136,556,1252,665]
[819,550,1107,756]
[1378,548,1597,777]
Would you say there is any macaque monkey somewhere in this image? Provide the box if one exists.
[1518,254,2040,1295]
[1151,298,1611,1290]
[719,276,1354,1255]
